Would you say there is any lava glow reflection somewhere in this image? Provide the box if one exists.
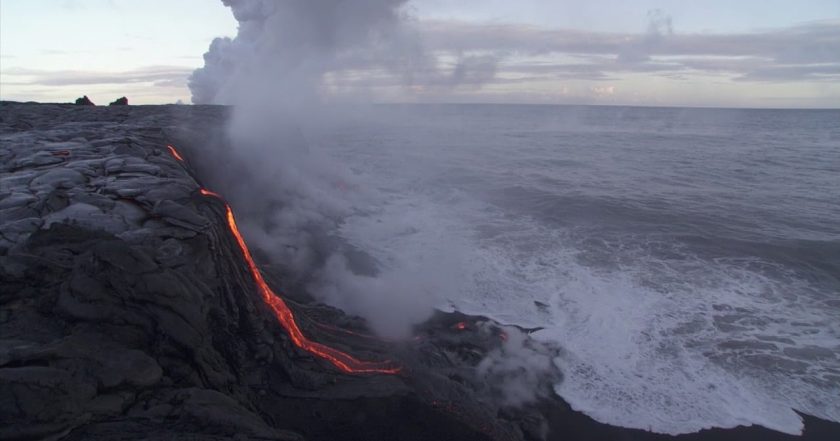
[167,147,399,374]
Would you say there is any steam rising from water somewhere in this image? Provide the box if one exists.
[189,0,491,337]
[189,1,840,435]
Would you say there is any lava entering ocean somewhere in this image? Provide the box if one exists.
[169,145,400,375]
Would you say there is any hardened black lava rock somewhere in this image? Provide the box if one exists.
[74,95,95,106]
[109,97,128,106]
[2,102,836,441]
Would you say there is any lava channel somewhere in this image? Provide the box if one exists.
[162,145,399,375]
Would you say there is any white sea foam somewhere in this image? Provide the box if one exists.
[294,106,840,435]
[337,165,840,435]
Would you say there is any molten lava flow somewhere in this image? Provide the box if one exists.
[168,144,398,374]
[453,321,468,331]
[199,188,221,198]
[167,145,184,161]
[210,192,400,374]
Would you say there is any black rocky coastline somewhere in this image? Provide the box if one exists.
[1,102,837,441]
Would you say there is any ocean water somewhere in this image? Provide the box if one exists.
[312,104,840,435]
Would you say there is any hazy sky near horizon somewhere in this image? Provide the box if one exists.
[1,0,838,107]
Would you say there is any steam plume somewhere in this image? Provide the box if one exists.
[190,0,418,106]
[188,0,468,337]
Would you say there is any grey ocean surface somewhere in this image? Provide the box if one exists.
[314,105,840,434]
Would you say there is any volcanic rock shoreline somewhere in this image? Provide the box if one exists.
[1,102,838,441]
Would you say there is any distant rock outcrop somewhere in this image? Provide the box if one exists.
[109,96,128,106]
[74,95,95,106]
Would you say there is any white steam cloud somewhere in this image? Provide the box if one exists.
[477,326,559,407]
[190,0,498,106]
[188,0,494,337]
[190,0,415,106]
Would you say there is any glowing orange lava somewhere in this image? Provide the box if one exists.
[213,192,400,374]
[166,146,398,375]
[167,145,184,161]
[454,321,468,331]
[199,188,221,198]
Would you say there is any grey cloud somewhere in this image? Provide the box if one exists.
[417,19,840,83]
[617,9,673,64]
[736,64,840,82]
[449,54,499,87]
[420,19,840,61]
[501,63,612,81]
[420,21,626,55]
[2,66,194,87]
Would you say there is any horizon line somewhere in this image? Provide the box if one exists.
[2,99,838,112]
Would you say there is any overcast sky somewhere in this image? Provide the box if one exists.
[1,0,838,107]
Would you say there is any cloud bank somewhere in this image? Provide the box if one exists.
[2,9,836,106]
[417,17,840,84]
[2,66,192,87]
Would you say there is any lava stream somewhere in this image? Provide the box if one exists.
[167,145,398,374]
[192,184,400,375]
[166,145,184,161]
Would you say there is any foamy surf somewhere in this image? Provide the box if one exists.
[320,105,840,435]
[342,191,839,434]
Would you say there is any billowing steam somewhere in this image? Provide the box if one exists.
[188,0,492,338]
[190,0,417,106]
[478,326,559,407]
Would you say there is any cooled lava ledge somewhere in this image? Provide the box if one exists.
[0,103,561,441]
